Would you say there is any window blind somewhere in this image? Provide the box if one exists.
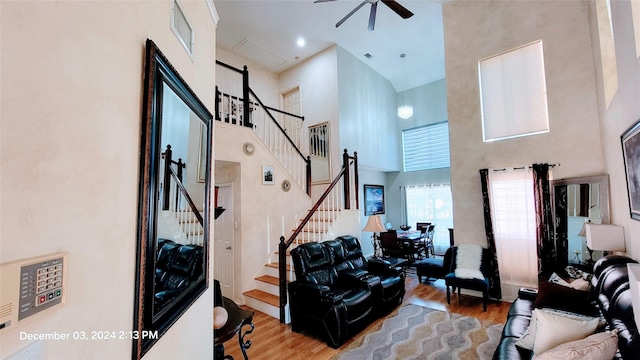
[479,40,549,142]
[402,121,450,172]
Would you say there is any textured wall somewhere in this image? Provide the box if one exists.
[1,1,216,358]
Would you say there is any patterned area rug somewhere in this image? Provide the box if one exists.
[332,304,503,360]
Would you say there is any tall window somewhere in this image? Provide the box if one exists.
[488,168,538,301]
[404,184,453,254]
[402,121,450,172]
[479,40,549,142]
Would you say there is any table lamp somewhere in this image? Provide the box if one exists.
[363,215,386,258]
[627,263,640,332]
[585,223,625,256]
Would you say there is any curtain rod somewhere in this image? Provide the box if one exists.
[490,163,561,173]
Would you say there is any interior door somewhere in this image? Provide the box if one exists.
[214,183,234,299]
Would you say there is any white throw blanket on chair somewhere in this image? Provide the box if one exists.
[455,244,485,280]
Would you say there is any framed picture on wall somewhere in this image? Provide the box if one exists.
[621,118,640,220]
[364,184,385,215]
[262,165,275,185]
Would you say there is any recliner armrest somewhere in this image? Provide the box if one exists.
[367,258,403,277]
[290,281,342,304]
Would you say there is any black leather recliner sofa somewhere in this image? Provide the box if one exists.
[154,238,204,310]
[492,255,640,360]
[288,236,405,348]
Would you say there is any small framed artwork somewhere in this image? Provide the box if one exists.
[262,165,274,185]
[622,118,640,220]
[364,184,385,215]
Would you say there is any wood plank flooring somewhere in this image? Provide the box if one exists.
[219,271,511,360]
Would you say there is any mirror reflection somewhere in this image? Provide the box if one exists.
[551,175,609,270]
[309,122,331,184]
[154,83,206,316]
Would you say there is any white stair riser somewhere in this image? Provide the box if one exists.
[256,280,279,296]
[244,298,290,324]
[264,266,295,280]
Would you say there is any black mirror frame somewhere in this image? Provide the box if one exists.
[133,39,212,359]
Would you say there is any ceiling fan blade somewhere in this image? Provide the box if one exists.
[368,2,377,31]
[336,0,367,28]
[381,0,414,19]
[314,0,338,3]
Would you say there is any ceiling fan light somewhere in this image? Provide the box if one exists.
[398,105,413,119]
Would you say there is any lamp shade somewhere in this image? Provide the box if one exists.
[397,105,413,120]
[363,215,386,233]
[627,263,640,331]
[585,223,625,252]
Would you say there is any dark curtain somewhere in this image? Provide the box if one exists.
[479,169,502,300]
[555,185,569,271]
[532,164,555,279]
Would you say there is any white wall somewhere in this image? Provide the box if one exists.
[1,1,216,358]
[444,0,605,247]
[594,0,640,259]
[336,46,401,172]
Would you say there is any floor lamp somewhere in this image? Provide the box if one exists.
[363,215,386,258]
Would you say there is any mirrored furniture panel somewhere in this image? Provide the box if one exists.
[134,39,212,359]
[550,175,609,272]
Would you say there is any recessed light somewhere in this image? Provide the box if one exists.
[297,38,305,47]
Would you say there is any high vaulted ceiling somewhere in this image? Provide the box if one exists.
[214,0,445,93]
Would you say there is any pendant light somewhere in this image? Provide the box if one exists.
[397,53,413,120]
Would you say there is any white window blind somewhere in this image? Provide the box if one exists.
[402,121,450,172]
[479,40,549,142]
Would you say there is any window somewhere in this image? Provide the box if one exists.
[404,184,453,254]
[402,121,450,172]
[479,40,549,142]
[488,168,538,302]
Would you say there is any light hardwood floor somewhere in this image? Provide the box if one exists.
[220,271,511,360]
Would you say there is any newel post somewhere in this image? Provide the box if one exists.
[343,149,350,210]
[278,236,287,323]
[162,145,172,210]
[353,151,359,209]
[242,66,252,128]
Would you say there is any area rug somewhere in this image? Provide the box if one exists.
[332,304,503,360]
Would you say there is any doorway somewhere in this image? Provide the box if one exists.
[214,182,235,299]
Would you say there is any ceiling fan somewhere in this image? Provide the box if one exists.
[314,0,414,31]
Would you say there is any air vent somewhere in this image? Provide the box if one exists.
[0,303,12,318]
[171,0,194,57]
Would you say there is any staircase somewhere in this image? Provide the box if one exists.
[215,60,361,323]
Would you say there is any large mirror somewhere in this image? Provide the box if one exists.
[134,39,212,359]
[550,175,609,271]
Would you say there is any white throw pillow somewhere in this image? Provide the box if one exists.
[532,308,600,355]
[454,244,484,280]
[516,309,602,350]
[533,331,618,360]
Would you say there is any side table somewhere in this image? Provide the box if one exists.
[214,297,255,360]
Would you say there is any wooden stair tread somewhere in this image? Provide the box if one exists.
[266,262,290,270]
[256,275,288,285]
[244,289,279,307]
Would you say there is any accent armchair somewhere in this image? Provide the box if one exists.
[444,245,493,311]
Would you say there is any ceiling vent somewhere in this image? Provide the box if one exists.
[171,0,194,58]
[233,39,288,69]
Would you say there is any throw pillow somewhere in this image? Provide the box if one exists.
[532,308,600,355]
[515,309,603,351]
[534,280,597,316]
[533,331,618,360]
[454,244,484,280]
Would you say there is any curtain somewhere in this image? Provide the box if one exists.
[532,164,555,279]
[486,167,539,302]
[479,169,502,300]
